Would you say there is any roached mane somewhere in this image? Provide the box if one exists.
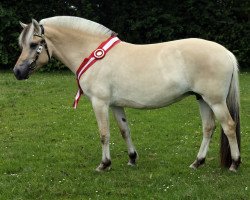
[39,16,116,37]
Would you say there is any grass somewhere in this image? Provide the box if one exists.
[0,71,249,199]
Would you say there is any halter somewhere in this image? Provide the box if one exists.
[29,25,50,71]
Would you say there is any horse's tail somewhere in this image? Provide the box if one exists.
[220,51,241,168]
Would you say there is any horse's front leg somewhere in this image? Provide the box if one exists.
[111,106,138,166]
[92,98,111,172]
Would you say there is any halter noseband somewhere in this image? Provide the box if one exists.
[29,25,50,71]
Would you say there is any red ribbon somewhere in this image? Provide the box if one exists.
[73,36,121,109]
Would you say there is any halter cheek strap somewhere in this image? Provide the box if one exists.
[39,25,51,61]
[32,25,51,63]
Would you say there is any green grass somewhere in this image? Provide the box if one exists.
[0,71,249,199]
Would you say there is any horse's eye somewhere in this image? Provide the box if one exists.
[30,43,38,49]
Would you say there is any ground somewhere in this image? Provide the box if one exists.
[0,71,249,199]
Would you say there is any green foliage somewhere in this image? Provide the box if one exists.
[97,0,249,68]
[0,0,249,70]
[0,72,250,199]
[0,4,19,66]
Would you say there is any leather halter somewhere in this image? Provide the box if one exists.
[29,25,50,71]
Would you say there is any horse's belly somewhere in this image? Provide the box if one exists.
[111,83,188,109]
[109,63,189,108]
[111,95,187,109]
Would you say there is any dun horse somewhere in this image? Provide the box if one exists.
[13,16,241,172]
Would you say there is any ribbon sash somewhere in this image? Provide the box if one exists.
[73,36,121,109]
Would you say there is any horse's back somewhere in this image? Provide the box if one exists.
[113,38,232,76]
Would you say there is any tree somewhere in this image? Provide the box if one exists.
[0,0,249,70]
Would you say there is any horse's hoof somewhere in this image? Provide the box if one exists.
[229,166,237,172]
[189,158,205,169]
[95,159,111,172]
[127,161,136,167]
[128,151,138,166]
[229,157,241,172]
[229,162,238,172]
[95,165,111,172]
[189,163,198,170]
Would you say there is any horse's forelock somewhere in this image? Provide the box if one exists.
[18,23,34,47]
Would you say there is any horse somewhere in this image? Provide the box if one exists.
[13,16,241,172]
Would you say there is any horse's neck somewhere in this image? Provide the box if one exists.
[45,26,108,74]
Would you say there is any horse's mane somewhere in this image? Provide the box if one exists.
[39,16,115,37]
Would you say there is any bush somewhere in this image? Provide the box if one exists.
[0,0,249,70]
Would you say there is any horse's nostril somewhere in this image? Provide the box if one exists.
[13,68,21,80]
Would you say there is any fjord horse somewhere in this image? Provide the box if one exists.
[13,16,241,172]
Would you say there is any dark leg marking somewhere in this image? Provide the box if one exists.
[233,156,241,168]
[129,151,137,165]
[192,158,206,168]
[101,159,111,170]
[100,135,107,145]
[120,130,126,139]
[122,118,126,122]
[230,156,241,171]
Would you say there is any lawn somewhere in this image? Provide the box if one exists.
[0,71,249,199]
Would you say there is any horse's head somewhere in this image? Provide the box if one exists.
[13,19,51,80]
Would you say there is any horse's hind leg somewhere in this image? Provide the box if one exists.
[190,99,215,169]
[211,102,240,171]
[111,106,138,166]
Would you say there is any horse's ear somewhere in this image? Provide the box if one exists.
[19,21,28,29]
[32,19,41,34]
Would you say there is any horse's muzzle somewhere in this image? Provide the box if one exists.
[13,62,30,80]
